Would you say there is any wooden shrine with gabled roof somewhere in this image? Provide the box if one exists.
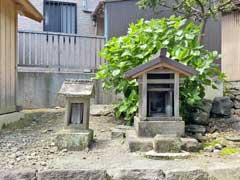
[125,48,198,137]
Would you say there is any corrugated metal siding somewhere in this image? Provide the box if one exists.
[105,0,221,53]
[105,0,171,39]
[222,12,240,81]
[0,0,17,114]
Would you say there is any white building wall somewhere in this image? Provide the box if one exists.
[18,0,98,35]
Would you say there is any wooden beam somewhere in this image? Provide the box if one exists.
[145,79,175,84]
[174,73,180,117]
[141,74,147,120]
[148,88,172,92]
[13,0,43,22]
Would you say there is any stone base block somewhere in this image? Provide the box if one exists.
[55,129,93,151]
[145,150,190,160]
[126,129,153,152]
[128,138,153,152]
[0,112,25,130]
[111,128,126,139]
[181,137,202,152]
[134,117,185,137]
[153,135,182,153]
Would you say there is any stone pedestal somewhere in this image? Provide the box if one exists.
[57,80,95,151]
[145,151,190,160]
[134,116,185,137]
[146,135,190,160]
[55,129,93,151]
[153,135,182,153]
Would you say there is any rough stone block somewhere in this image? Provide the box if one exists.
[234,99,240,109]
[153,135,182,153]
[0,170,36,180]
[111,128,126,139]
[192,111,209,126]
[165,169,209,180]
[185,125,206,134]
[145,150,190,160]
[135,117,185,137]
[128,138,153,152]
[55,129,93,151]
[111,169,165,180]
[37,170,108,180]
[211,97,233,117]
[181,138,202,152]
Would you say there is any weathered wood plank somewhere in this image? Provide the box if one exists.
[0,0,6,110]
[10,1,16,107]
[141,74,147,119]
[140,79,175,84]
[174,73,179,117]
[5,0,11,109]
[0,0,16,114]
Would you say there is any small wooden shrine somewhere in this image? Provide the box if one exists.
[56,79,94,151]
[125,48,198,137]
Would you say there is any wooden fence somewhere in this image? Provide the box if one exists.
[18,30,105,72]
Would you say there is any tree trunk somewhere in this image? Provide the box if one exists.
[198,19,207,44]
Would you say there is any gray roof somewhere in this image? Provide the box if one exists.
[125,49,199,80]
[58,79,94,97]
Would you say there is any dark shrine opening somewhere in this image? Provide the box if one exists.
[147,91,166,117]
[147,82,174,117]
[69,103,84,125]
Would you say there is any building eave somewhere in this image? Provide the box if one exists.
[92,1,104,18]
[13,0,43,22]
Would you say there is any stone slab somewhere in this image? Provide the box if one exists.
[111,128,126,139]
[185,125,206,134]
[153,135,182,153]
[0,170,36,180]
[126,129,153,152]
[134,116,185,137]
[145,150,191,160]
[37,170,108,180]
[55,129,93,151]
[128,138,153,152]
[165,169,210,180]
[112,169,165,180]
[0,112,25,130]
[208,167,240,180]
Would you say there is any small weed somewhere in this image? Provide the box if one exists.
[220,147,240,156]
[203,140,221,148]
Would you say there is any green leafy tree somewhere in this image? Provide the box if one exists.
[138,0,238,42]
[96,16,225,124]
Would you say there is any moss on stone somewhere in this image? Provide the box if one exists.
[220,147,240,156]
[203,140,221,148]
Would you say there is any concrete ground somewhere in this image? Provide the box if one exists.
[0,107,240,180]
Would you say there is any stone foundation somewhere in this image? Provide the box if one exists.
[55,129,93,151]
[2,168,240,180]
[145,150,191,160]
[134,116,185,137]
[153,135,182,153]
[0,112,25,130]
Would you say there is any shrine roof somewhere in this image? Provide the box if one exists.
[58,79,94,97]
[125,48,199,80]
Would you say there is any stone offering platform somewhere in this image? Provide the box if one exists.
[134,116,185,138]
[55,129,93,151]
[126,128,202,159]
